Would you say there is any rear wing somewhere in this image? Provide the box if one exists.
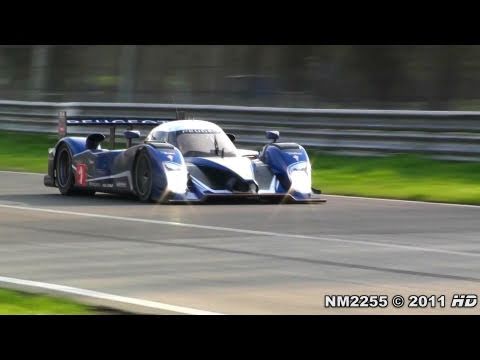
[58,111,185,149]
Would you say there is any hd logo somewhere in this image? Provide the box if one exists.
[450,294,478,308]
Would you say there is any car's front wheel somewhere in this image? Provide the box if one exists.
[134,150,154,202]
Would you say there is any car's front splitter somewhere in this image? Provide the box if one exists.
[167,193,326,205]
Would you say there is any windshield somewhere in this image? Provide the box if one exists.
[172,129,238,157]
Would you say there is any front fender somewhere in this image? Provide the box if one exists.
[143,143,188,201]
[260,143,312,197]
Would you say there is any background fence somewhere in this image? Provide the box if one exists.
[2,100,480,161]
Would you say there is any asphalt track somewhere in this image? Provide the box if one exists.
[0,171,479,314]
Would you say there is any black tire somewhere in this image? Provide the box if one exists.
[55,144,76,195]
[134,151,154,202]
[55,144,96,197]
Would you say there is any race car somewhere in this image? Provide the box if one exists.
[44,112,325,204]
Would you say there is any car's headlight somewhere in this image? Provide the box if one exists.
[163,161,183,171]
[163,161,188,194]
[288,161,309,174]
[287,161,311,194]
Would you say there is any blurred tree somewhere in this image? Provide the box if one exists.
[427,45,459,110]
[348,45,406,106]
[30,45,50,100]
[2,45,480,109]
[117,45,137,102]
[283,45,314,93]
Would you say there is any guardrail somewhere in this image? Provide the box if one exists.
[1,100,480,161]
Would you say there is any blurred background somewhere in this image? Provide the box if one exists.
[1,45,480,110]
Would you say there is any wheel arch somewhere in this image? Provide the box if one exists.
[131,143,186,202]
[52,137,88,174]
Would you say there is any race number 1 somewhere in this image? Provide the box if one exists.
[75,164,87,186]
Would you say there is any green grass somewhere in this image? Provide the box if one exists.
[0,131,57,173]
[0,130,479,205]
[310,152,480,205]
[0,288,94,314]
[0,131,122,173]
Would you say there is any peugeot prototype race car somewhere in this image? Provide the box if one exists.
[44,112,325,204]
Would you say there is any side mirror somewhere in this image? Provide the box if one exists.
[124,130,141,148]
[265,130,280,143]
[226,133,236,143]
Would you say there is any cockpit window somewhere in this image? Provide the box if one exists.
[176,129,237,157]
[148,131,168,142]
[148,129,237,157]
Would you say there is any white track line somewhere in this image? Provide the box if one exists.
[0,275,222,315]
[0,170,44,176]
[323,194,480,208]
[0,203,478,258]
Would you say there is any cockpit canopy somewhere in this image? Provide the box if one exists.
[146,120,238,157]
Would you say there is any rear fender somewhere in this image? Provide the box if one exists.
[46,137,91,187]
[56,137,93,155]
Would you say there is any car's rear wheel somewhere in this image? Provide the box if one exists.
[134,151,154,202]
[56,144,75,195]
[56,144,95,196]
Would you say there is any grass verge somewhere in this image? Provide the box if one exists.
[0,287,94,314]
[0,131,58,173]
[1,130,479,205]
[310,152,480,205]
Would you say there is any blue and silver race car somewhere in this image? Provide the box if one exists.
[44,113,325,204]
